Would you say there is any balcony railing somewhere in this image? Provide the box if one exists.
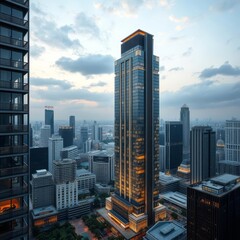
[7,0,29,7]
[0,226,28,240]
[0,124,28,133]
[0,164,28,177]
[0,206,28,222]
[0,58,29,70]
[0,103,28,112]
[0,35,28,49]
[0,183,28,199]
[0,80,28,91]
[0,145,28,156]
[0,12,28,28]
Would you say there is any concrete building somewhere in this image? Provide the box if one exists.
[60,145,78,160]
[88,150,114,184]
[187,174,240,240]
[144,221,186,240]
[95,183,111,195]
[0,1,30,238]
[176,158,191,180]
[53,159,77,184]
[31,169,55,209]
[159,172,181,193]
[190,126,216,184]
[218,160,240,176]
[76,169,96,193]
[40,125,51,147]
[80,126,88,149]
[225,119,240,162]
[48,136,63,173]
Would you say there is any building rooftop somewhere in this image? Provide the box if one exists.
[32,205,58,219]
[32,169,52,179]
[76,169,94,176]
[121,29,148,43]
[144,221,186,240]
[191,174,240,196]
[160,191,187,209]
[88,150,114,157]
[219,160,240,166]
[53,158,76,165]
[62,145,78,151]
[159,172,181,184]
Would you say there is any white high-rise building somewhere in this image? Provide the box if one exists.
[40,125,51,147]
[61,145,78,160]
[48,136,63,173]
[225,120,240,162]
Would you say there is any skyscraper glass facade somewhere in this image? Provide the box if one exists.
[110,30,160,233]
[45,109,54,135]
[0,0,29,239]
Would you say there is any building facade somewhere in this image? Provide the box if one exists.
[40,124,51,147]
[69,115,75,139]
[31,169,55,209]
[187,174,240,240]
[190,126,216,184]
[180,104,190,161]
[76,169,96,193]
[60,145,78,160]
[48,136,63,173]
[107,30,161,233]
[225,119,240,162]
[0,0,30,239]
[88,150,114,184]
[45,108,54,135]
[165,121,183,174]
[59,126,73,148]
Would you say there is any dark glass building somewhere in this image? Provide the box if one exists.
[45,108,54,135]
[187,174,240,240]
[69,115,75,138]
[190,126,216,184]
[0,0,30,239]
[108,30,161,233]
[59,126,73,148]
[165,121,183,174]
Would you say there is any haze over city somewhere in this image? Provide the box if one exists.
[30,0,240,121]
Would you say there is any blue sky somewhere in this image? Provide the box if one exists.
[30,0,240,121]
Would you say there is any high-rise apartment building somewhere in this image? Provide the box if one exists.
[225,119,240,162]
[104,30,161,234]
[0,0,30,239]
[45,108,54,135]
[48,136,63,173]
[69,115,75,139]
[180,104,190,161]
[187,174,240,240]
[165,121,183,174]
[190,126,216,184]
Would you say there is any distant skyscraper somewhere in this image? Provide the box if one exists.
[59,126,73,148]
[69,116,75,138]
[98,126,103,141]
[40,125,51,147]
[0,1,30,238]
[104,30,161,234]
[48,136,63,173]
[45,108,54,135]
[80,126,88,148]
[180,104,190,161]
[190,126,216,184]
[187,174,240,240]
[165,121,183,174]
[225,119,240,162]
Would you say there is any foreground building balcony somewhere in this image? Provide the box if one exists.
[0,225,28,240]
[0,103,28,112]
[0,35,28,50]
[0,80,29,92]
[0,164,28,178]
[0,124,28,134]
[0,145,28,156]
[0,58,29,71]
[0,206,28,222]
[0,12,28,29]
[5,0,29,8]
[0,183,28,200]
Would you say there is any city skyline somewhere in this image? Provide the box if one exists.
[30,0,240,121]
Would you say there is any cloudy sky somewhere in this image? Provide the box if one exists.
[30,0,240,122]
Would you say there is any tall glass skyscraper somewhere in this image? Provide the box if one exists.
[0,0,29,239]
[107,30,161,233]
[45,108,54,135]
